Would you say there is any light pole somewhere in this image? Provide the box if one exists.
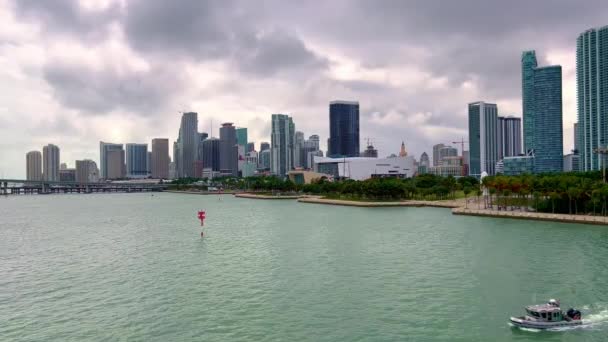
[593,146,608,183]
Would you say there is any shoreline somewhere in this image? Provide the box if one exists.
[234,193,301,200]
[164,190,235,195]
[297,197,460,208]
[452,207,608,225]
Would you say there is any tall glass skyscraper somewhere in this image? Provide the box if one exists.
[177,112,199,178]
[271,114,295,177]
[219,123,238,176]
[468,102,498,177]
[498,116,522,159]
[329,101,359,157]
[521,50,563,173]
[577,26,608,171]
[126,143,149,178]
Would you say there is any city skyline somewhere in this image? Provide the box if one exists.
[1,2,607,178]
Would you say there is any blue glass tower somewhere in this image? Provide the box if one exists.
[522,51,537,154]
[468,102,498,177]
[329,101,360,157]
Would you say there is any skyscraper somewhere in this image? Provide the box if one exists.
[577,26,608,171]
[521,50,563,173]
[271,114,295,177]
[329,100,359,157]
[106,149,125,179]
[498,116,522,159]
[419,152,430,167]
[399,142,408,157]
[236,128,248,147]
[76,159,98,183]
[42,144,60,181]
[573,122,579,153]
[439,146,457,164]
[126,143,149,178]
[468,102,499,176]
[301,134,322,168]
[26,151,42,181]
[432,144,445,166]
[246,142,255,153]
[219,123,238,176]
[202,137,221,172]
[260,142,270,152]
[177,112,199,178]
[151,138,169,179]
[294,131,305,168]
[100,142,124,180]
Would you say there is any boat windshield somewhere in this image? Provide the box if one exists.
[526,309,541,318]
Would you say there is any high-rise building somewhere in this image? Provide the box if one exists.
[246,142,255,153]
[271,114,295,177]
[177,112,199,178]
[260,142,270,152]
[577,26,608,171]
[26,151,42,181]
[59,168,76,182]
[419,152,430,167]
[258,149,271,171]
[100,142,124,180]
[498,116,522,159]
[42,144,60,181]
[126,143,148,178]
[361,144,378,158]
[300,134,322,168]
[294,131,305,168]
[439,146,457,164]
[151,138,169,179]
[564,154,580,172]
[202,137,221,172]
[236,128,248,147]
[573,122,579,153]
[197,133,208,162]
[76,159,98,183]
[329,100,360,157]
[172,140,180,177]
[399,142,408,157]
[432,144,445,166]
[468,102,499,176]
[219,123,238,176]
[106,149,125,179]
[522,50,563,173]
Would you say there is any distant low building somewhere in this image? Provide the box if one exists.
[59,168,76,182]
[503,155,535,175]
[287,170,333,184]
[314,156,416,180]
[428,156,464,177]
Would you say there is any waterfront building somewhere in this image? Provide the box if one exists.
[314,156,416,180]
[522,50,563,173]
[429,156,464,177]
[468,102,499,177]
[151,138,169,179]
[287,170,333,184]
[26,151,42,181]
[126,143,148,178]
[219,123,238,176]
[169,162,177,179]
[106,149,125,179]
[271,114,295,177]
[172,141,179,177]
[503,155,535,175]
[329,100,359,157]
[432,144,445,166]
[100,142,124,180]
[498,116,522,159]
[260,142,270,152]
[59,168,76,182]
[294,131,305,168]
[564,154,580,172]
[43,144,60,182]
[258,149,271,171]
[202,137,221,172]
[577,26,608,171]
[242,151,258,177]
[75,159,98,183]
[177,112,199,178]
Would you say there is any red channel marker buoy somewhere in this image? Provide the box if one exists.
[198,211,206,226]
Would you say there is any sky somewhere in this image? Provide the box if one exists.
[0,0,607,178]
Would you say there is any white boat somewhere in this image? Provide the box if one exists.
[509,299,582,329]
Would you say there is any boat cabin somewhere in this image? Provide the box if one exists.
[525,303,563,321]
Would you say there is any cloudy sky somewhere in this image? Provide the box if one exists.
[0,0,606,178]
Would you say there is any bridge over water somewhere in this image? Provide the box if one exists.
[0,179,169,195]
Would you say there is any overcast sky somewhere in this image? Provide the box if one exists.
[1,0,606,178]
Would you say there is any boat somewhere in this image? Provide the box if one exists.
[509,299,582,329]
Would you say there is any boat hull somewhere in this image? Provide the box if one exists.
[509,316,582,329]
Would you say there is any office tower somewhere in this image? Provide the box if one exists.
[258,149,271,170]
[151,138,169,179]
[432,144,445,166]
[26,151,42,181]
[329,100,360,157]
[260,142,270,152]
[301,134,322,167]
[439,146,457,164]
[176,112,198,178]
[76,159,98,183]
[361,143,378,158]
[419,152,430,167]
[468,102,499,176]
[294,131,305,168]
[172,140,179,177]
[197,133,208,161]
[60,163,67,170]
[169,162,177,179]
[577,26,608,171]
[202,137,221,172]
[246,142,255,153]
[105,149,125,179]
[42,144,60,181]
[100,142,124,179]
[236,128,248,147]
[271,114,295,176]
[498,116,522,159]
[219,123,238,176]
[522,50,564,172]
[125,144,148,178]
[59,168,76,182]
[573,123,579,153]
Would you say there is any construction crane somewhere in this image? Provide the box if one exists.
[452,137,468,155]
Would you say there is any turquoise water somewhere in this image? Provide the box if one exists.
[1,193,608,341]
